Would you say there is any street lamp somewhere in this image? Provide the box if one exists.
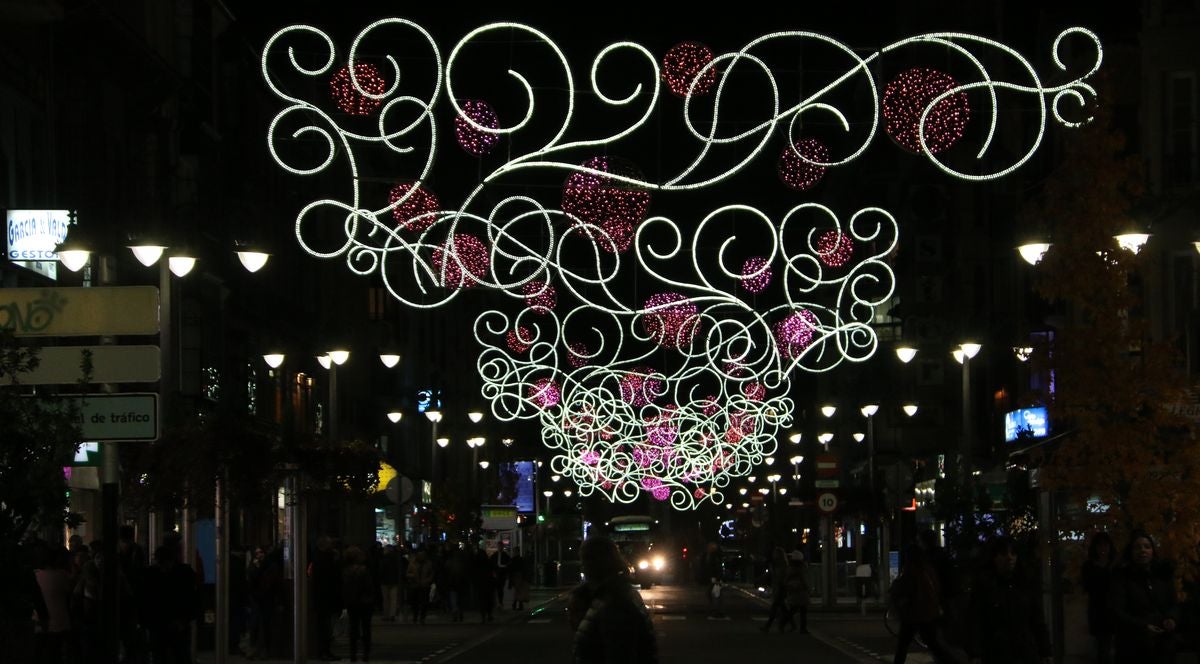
[821,405,837,418]
[817,432,833,449]
[895,345,918,364]
[386,410,403,424]
[425,409,443,490]
[788,432,802,444]
[479,460,490,470]
[1017,242,1051,266]
[263,353,285,369]
[860,402,883,603]
[468,410,484,423]
[953,342,981,482]
[319,350,349,443]
[379,353,401,368]
[902,403,919,417]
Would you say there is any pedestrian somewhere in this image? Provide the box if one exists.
[34,545,72,664]
[444,544,469,621]
[784,548,810,634]
[341,546,375,662]
[71,541,106,664]
[509,550,531,611]
[473,545,496,623]
[493,543,512,610]
[1082,532,1117,664]
[1109,530,1178,663]
[118,525,148,664]
[965,536,1051,664]
[703,542,724,618]
[246,545,282,660]
[760,547,790,633]
[890,530,954,664]
[311,535,343,661]
[143,543,199,664]
[406,548,435,624]
[378,545,401,621]
[571,536,658,664]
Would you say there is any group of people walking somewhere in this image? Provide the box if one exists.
[308,536,532,662]
[884,528,1190,664]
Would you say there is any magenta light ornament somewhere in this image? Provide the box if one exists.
[816,230,854,267]
[566,341,590,369]
[330,63,387,116]
[641,292,701,349]
[506,326,532,354]
[775,310,819,360]
[388,182,440,232]
[561,156,651,253]
[619,367,663,407]
[882,67,970,154]
[523,280,557,313]
[743,382,766,402]
[528,378,561,408]
[740,256,773,294]
[432,232,490,288]
[778,138,830,191]
[662,41,717,97]
[453,99,500,156]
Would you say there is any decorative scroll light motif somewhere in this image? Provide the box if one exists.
[330,63,387,115]
[263,19,1103,509]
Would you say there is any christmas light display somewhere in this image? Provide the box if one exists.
[740,256,773,294]
[641,292,701,349]
[815,229,854,267]
[561,157,652,253]
[432,233,490,288]
[523,280,557,313]
[778,138,829,191]
[454,99,501,156]
[882,67,970,154]
[662,42,718,97]
[330,62,387,116]
[388,182,441,232]
[263,19,1102,509]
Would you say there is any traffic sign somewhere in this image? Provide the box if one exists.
[9,345,161,385]
[1,286,159,337]
[44,393,159,441]
[815,454,839,478]
[817,492,838,513]
[814,479,840,488]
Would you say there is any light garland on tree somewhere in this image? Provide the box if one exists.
[263,19,1102,509]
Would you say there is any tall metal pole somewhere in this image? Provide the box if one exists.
[92,255,120,664]
[215,474,229,664]
[822,514,836,608]
[329,365,339,444]
[289,473,308,664]
[867,414,884,602]
[961,356,972,484]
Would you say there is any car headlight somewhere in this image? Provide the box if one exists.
[653,556,665,570]
[638,559,650,570]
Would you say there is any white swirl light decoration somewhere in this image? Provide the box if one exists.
[262,21,1101,508]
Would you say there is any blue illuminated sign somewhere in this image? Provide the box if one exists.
[1005,407,1048,442]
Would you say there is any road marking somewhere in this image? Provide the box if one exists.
[660,615,687,621]
[528,618,552,623]
[705,615,731,621]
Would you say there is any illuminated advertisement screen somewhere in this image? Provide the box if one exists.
[1005,407,1048,442]
[497,461,536,513]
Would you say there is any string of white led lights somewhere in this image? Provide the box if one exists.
[262,21,1100,508]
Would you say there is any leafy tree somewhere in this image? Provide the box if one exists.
[1024,92,1200,580]
[0,330,81,644]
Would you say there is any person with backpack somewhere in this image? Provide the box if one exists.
[890,530,954,664]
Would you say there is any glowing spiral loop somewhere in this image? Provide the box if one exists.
[264,20,1102,509]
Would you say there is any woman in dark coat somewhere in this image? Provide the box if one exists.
[966,536,1051,664]
[571,537,658,664]
[1082,532,1117,664]
[760,547,791,633]
[341,546,375,663]
[1109,531,1178,663]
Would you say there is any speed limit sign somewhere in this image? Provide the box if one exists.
[817,492,838,513]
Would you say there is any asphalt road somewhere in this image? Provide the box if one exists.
[199,584,937,663]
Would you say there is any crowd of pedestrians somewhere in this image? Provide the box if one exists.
[879,528,1196,664]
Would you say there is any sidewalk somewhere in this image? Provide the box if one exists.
[194,586,571,664]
